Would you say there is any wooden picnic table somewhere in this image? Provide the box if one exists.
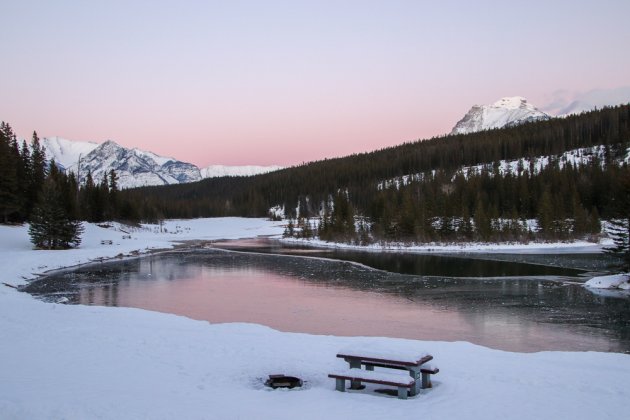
[336,348,437,396]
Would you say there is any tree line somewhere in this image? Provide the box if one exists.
[2,104,629,261]
[121,105,629,222]
[120,105,630,265]
[0,123,127,248]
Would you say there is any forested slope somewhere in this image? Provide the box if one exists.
[120,105,629,242]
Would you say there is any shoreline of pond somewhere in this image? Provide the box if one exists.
[21,247,630,354]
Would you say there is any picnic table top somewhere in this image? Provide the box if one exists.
[337,346,433,366]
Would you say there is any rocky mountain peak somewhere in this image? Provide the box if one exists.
[39,137,282,189]
[451,96,550,135]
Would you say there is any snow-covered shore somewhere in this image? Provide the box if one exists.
[281,236,608,254]
[1,219,629,419]
[585,273,630,290]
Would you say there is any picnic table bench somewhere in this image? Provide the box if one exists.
[328,369,415,400]
[100,240,113,245]
[330,347,438,399]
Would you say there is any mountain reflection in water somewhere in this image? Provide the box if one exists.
[24,248,630,353]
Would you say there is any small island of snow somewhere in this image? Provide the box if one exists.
[584,273,630,290]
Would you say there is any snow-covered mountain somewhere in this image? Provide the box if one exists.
[62,140,202,189]
[450,97,551,135]
[40,137,99,169]
[39,137,282,189]
[200,164,284,178]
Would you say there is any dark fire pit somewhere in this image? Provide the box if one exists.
[265,374,303,389]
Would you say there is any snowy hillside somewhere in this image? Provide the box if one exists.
[37,137,283,189]
[378,145,630,190]
[200,164,283,178]
[451,97,550,135]
[40,137,99,169]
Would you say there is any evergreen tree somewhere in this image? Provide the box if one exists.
[356,218,371,245]
[537,188,555,239]
[572,193,590,237]
[474,197,492,241]
[26,131,48,219]
[607,217,630,270]
[108,169,119,219]
[605,170,630,270]
[300,218,313,238]
[321,192,356,242]
[283,219,295,238]
[458,205,473,241]
[0,122,20,222]
[29,176,84,249]
[17,140,32,219]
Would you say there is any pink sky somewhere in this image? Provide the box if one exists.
[2,1,630,167]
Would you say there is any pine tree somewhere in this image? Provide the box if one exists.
[301,218,313,238]
[474,197,492,241]
[26,132,48,219]
[283,219,295,238]
[17,140,32,220]
[605,170,630,270]
[29,176,84,249]
[537,188,555,240]
[458,205,473,241]
[0,123,20,222]
[572,197,590,237]
[607,217,630,270]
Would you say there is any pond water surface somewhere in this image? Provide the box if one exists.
[24,240,630,353]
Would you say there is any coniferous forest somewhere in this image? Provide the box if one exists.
[120,105,630,247]
[0,124,121,248]
[1,105,629,257]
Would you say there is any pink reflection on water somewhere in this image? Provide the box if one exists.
[78,266,615,353]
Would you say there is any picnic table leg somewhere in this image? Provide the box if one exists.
[344,358,364,389]
[397,386,408,400]
[421,371,432,389]
[409,368,421,396]
[335,378,346,392]
[350,379,362,389]
[348,359,361,369]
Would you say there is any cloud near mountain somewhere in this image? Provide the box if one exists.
[541,86,630,116]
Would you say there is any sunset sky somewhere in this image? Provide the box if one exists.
[1,0,630,166]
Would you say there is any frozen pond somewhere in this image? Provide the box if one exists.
[24,243,630,353]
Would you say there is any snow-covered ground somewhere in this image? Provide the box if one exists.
[282,236,608,254]
[378,144,630,190]
[585,273,630,290]
[1,218,629,419]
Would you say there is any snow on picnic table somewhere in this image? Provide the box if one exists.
[337,344,431,365]
[1,218,629,420]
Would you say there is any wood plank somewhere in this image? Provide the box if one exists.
[337,352,433,367]
[328,369,415,388]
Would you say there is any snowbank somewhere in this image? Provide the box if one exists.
[585,273,630,290]
[282,236,607,254]
[2,286,629,420]
[0,218,285,288]
[1,219,629,419]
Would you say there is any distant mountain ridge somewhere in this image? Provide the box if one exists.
[201,164,284,178]
[451,96,551,135]
[39,137,283,189]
